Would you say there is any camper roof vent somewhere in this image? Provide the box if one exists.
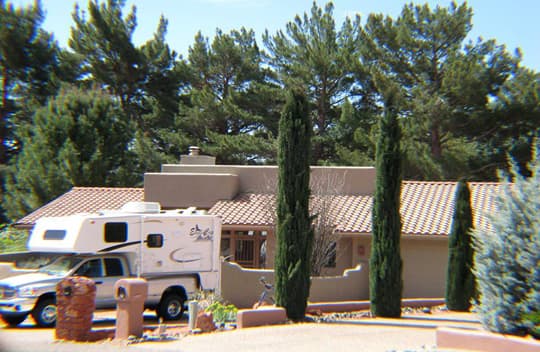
[121,202,161,214]
[175,207,207,215]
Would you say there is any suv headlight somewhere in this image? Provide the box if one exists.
[18,286,37,297]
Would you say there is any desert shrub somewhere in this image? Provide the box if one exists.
[193,290,237,324]
[473,143,540,336]
[205,302,238,324]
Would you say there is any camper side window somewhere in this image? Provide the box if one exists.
[104,222,127,243]
[43,230,66,240]
[147,234,163,248]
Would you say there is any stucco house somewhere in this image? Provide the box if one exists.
[15,147,502,300]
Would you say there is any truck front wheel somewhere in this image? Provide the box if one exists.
[1,313,28,327]
[158,294,185,321]
[32,298,57,328]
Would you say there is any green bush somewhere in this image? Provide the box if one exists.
[524,311,540,339]
[205,301,238,324]
[193,290,238,324]
[0,225,28,253]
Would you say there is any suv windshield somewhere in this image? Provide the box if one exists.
[38,256,83,276]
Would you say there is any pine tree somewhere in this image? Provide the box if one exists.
[263,2,369,164]
[362,2,520,180]
[473,142,540,336]
[3,87,138,220]
[0,0,71,164]
[275,88,313,321]
[69,0,186,171]
[370,91,403,318]
[182,29,280,164]
[446,180,475,311]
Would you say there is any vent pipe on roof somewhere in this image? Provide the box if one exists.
[189,146,200,156]
[180,146,216,165]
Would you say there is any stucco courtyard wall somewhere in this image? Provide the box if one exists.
[220,261,368,308]
[221,236,449,308]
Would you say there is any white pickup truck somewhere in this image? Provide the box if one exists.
[0,253,199,327]
[0,202,222,327]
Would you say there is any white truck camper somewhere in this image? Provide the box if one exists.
[0,202,222,327]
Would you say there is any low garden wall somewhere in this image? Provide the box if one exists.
[220,261,369,308]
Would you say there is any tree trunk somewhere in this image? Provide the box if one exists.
[431,123,442,159]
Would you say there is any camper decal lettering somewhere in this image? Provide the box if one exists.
[169,248,202,263]
[189,225,213,240]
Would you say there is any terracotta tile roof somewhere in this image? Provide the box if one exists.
[209,193,275,226]
[16,182,504,236]
[209,181,503,236]
[469,182,503,231]
[401,181,457,235]
[15,187,144,228]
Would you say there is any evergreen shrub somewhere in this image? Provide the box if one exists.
[473,143,540,336]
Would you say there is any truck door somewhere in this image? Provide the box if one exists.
[98,257,126,308]
[74,258,125,308]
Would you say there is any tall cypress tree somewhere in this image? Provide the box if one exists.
[275,88,313,321]
[446,180,475,311]
[370,92,403,318]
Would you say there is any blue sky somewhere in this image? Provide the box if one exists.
[11,0,540,71]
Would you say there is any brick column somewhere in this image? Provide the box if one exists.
[55,277,96,341]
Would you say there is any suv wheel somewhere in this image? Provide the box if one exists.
[32,298,57,327]
[158,294,185,321]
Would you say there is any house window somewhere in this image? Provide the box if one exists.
[104,222,127,243]
[220,237,231,260]
[324,242,337,268]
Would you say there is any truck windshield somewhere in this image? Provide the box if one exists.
[38,256,83,276]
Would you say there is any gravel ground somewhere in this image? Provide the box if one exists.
[0,311,481,352]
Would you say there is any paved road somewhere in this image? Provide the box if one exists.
[0,311,481,352]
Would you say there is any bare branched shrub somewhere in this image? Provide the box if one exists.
[263,170,346,276]
[309,170,345,276]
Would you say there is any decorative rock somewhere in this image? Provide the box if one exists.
[195,311,216,332]
[236,307,287,329]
